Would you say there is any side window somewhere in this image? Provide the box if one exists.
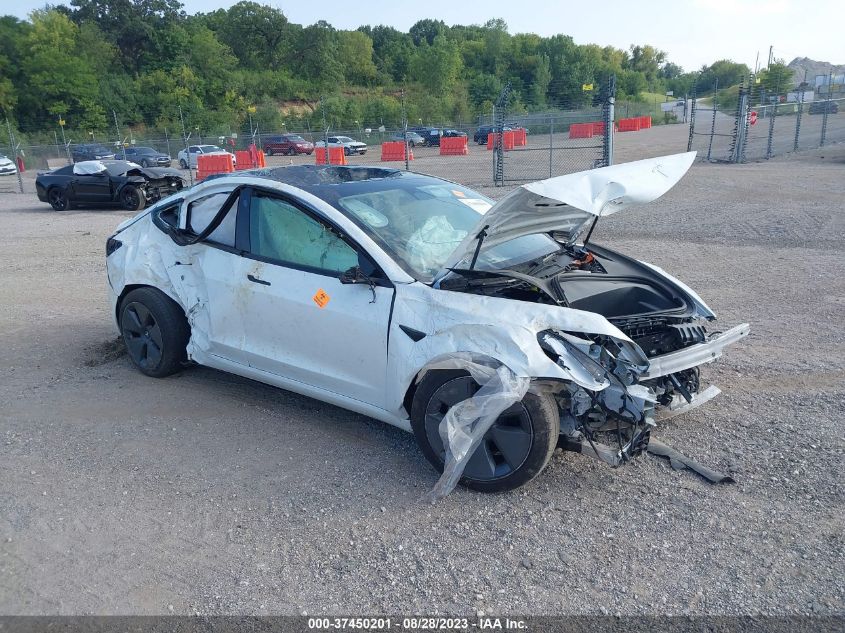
[187,192,237,247]
[249,195,358,275]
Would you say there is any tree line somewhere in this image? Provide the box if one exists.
[0,0,769,138]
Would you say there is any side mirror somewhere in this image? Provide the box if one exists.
[339,265,370,285]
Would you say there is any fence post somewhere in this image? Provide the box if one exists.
[401,88,409,171]
[731,84,749,163]
[766,100,777,160]
[548,115,553,178]
[58,117,71,164]
[493,82,510,187]
[5,118,24,193]
[164,127,172,160]
[602,74,615,167]
[113,110,127,160]
[820,71,832,147]
[320,95,330,166]
[686,81,697,152]
[179,106,193,186]
[706,79,718,161]
[793,88,804,152]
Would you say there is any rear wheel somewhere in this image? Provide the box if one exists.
[48,187,69,211]
[179,158,188,169]
[411,370,559,492]
[121,185,146,211]
[119,287,190,378]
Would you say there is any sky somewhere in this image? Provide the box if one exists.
[8,0,845,72]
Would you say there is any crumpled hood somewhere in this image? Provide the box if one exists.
[434,151,696,282]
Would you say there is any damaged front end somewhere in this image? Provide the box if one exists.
[537,321,749,468]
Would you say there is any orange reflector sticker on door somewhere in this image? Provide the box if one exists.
[313,289,330,308]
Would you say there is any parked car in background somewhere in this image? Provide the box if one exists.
[72,144,116,162]
[264,134,314,156]
[36,160,184,211]
[314,136,367,155]
[390,131,425,147]
[123,146,172,168]
[473,125,512,144]
[104,154,748,493]
[409,127,443,146]
[177,145,236,169]
[0,154,17,177]
[808,101,839,115]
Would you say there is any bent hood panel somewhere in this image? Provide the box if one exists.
[435,152,696,281]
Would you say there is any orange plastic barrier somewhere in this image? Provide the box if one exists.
[439,136,468,156]
[513,128,527,146]
[234,150,251,169]
[315,146,347,165]
[590,121,605,135]
[638,116,652,129]
[617,117,642,132]
[380,141,414,161]
[235,146,267,170]
[568,123,594,139]
[197,153,235,180]
[486,131,515,150]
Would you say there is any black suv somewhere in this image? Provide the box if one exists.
[71,144,116,162]
[123,146,172,167]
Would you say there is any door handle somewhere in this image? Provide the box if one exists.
[247,274,271,286]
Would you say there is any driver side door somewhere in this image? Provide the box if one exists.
[70,171,112,203]
[233,189,394,408]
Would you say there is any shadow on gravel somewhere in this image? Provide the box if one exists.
[83,337,127,367]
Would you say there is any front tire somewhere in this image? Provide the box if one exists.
[410,370,559,493]
[119,288,190,378]
[121,185,146,211]
[179,159,188,169]
[47,187,69,211]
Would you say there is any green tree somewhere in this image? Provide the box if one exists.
[19,10,105,129]
[337,30,377,85]
[759,62,793,95]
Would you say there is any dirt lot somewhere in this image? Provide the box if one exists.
[1,125,843,616]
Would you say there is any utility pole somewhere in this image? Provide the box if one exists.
[767,45,773,69]
[320,95,329,165]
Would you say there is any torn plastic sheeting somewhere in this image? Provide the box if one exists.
[421,354,531,502]
[647,439,735,484]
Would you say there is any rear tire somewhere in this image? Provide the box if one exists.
[119,287,190,378]
[179,159,188,169]
[410,370,559,492]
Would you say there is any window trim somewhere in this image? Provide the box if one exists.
[241,186,392,285]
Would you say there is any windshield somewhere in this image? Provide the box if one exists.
[199,145,222,152]
[335,137,354,143]
[131,147,156,154]
[287,135,305,142]
[336,182,559,282]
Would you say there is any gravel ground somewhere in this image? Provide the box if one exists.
[0,126,843,616]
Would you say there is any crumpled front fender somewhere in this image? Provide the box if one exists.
[387,283,646,416]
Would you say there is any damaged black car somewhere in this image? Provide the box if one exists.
[36,160,185,212]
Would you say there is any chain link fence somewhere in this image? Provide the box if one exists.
[2,81,624,197]
[688,76,845,163]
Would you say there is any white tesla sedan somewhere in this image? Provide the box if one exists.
[105,154,748,493]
